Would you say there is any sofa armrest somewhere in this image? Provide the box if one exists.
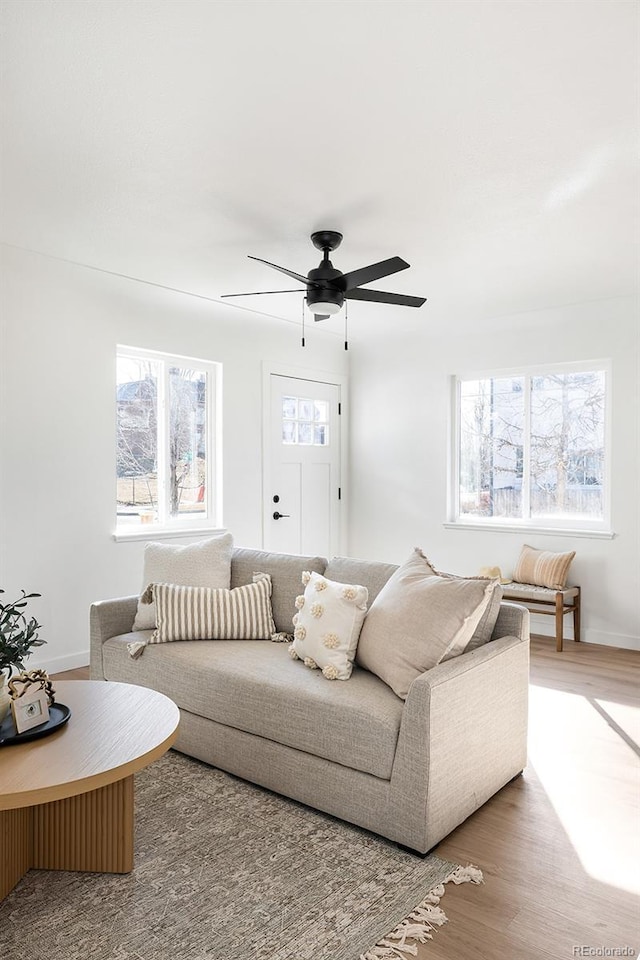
[90,596,139,680]
[390,633,529,852]
[492,600,530,641]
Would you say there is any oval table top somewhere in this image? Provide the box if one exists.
[0,680,180,811]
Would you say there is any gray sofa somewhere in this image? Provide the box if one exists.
[90,548,529,854]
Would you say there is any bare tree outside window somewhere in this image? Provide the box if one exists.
[168,367,207,517]
[458,368,606,524]
[116,351,213,529]
[117,358,158,516]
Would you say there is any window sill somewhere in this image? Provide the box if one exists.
[113,526,228,543]
[443,521,615,540]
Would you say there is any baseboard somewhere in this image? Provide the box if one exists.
[530,615,639,651]
[25,648,90,674]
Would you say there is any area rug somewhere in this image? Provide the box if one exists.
[0,751,482,960]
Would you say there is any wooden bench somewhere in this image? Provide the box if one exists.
[501,583,581,652]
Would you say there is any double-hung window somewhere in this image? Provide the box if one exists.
[116,346,221,535]
[450,361,611,535]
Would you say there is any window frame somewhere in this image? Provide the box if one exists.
[115,345,223,540]
[447,359,614,538]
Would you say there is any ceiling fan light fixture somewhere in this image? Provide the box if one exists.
[307,300,341,316]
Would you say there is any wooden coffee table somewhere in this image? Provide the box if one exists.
[0,680,180,900]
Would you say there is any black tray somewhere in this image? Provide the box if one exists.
[0,702,71,746]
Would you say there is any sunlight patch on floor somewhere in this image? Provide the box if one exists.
[528,683,640,895]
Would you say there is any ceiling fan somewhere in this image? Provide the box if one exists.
[221,230,427,321]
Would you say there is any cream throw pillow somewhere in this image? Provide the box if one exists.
[290,572,368,680]
[133,533,234,631]
[513,543,576,590]
[356,548,495,699]
[150,573,275,642]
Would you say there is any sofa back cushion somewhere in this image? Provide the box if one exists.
[324,557,399,606]
[231,547,327,633]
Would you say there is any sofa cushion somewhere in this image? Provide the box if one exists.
[356,548,494,699]
[231,548,326,633]
[102,635,403,779]
[290,571,368,680]
[133,533,234,631]
[150,574,275,642]
[324,557,399,606]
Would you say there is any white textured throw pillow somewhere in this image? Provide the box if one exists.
[133,533,234,631]
[150,573,275,642]
[290,571,368,680]
[356,548,494,699]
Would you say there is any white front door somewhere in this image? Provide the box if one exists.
[264,374,342,557]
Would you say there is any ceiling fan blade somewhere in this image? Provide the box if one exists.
[221,289,306,298]
[313,314,330,322]
[248,255,318,287]
[338,257,410,291]
[345,288,427,307]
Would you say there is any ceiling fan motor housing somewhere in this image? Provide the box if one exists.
[306,261,345,311]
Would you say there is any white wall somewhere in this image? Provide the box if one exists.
[0,246,348,671]
[347,297,640,650]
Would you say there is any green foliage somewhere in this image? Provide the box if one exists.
[0,589,46,678]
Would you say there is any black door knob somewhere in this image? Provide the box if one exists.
[273,511,290,520]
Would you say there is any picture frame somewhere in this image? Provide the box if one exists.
[11,687,50,734]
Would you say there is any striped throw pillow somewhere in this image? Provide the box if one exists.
[150,573,276,643]
[513,544,576,590]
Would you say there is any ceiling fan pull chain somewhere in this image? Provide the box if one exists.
[301,296,306,348]
[344,299,349,351]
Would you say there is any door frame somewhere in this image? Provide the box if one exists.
[262,361,349,556]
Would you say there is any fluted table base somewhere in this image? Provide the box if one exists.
[1,776,133,899]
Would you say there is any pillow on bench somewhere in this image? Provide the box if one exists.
[513,544,576,590]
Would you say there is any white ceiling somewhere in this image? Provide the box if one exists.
[1,0,638,340]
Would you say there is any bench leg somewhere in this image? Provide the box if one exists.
[555,591,564,652]
[573,587,581,643]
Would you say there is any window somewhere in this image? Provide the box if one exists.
[281,395,330,446]
[451,362,610,532]
[116,346,221,533]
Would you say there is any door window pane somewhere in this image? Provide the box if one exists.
[282,396,297,419]
[281,394,330,446]
[314,401,329,422]
[282,421,297,444]
[298,398,314,421]
[298,422,313,445]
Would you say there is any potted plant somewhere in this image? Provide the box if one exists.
[0,589,46,722]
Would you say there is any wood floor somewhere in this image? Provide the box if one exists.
[54,637,640,958]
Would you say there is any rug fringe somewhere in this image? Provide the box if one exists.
[359,863,483,960]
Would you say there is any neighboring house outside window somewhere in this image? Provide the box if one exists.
[450,361,610,534]
[116,346,221,534]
